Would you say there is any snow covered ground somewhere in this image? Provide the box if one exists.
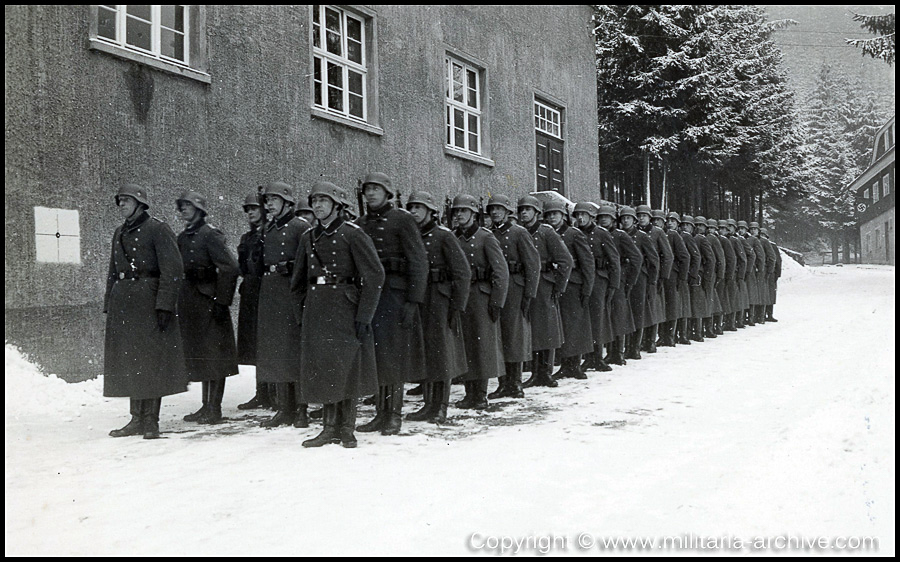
[5,258,895,556]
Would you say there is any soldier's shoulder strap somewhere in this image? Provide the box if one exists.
[342,221,362,230]
[436,225,452,233]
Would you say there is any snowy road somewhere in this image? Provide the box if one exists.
[5,263,895,556]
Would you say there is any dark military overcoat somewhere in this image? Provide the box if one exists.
[693,233,715,318]
[707,232,726,316]
[645,225,673,325]
[718,232,737,314]
[761,236,777,306]
[104,211,188,399]
[665,228,689,321]
[580,223,620,346]
[680,232,702,319]
[610,227,641,337]
[291,216,384,404]
[456,223,509,381]
[730,234,750,310]
[256,212,312,385]
[626,225,658,329]
[492,221,540,362]
[525,221,573,351]
[236,223,264,365]
[770,241,782,304]
[177,220,240,382]
[419,220,471,380]
[357,203,428,386]
[556,223,595,358]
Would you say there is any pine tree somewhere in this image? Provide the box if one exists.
[846,12,895,66]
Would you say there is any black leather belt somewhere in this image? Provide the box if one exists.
[310,276,357,285]
[115,271,160,281]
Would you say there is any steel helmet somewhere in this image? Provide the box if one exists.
[243,191,262,210]
[486,194,515,213]
[543,199,566,214]
[717,219,729,228]
[760,227,770,237]
[694,215,707,226]
[309,181,346,207]
[749,221,760,229]
[707,218,718,228]
[176,191,208,215]
[598,205,617,218]
[737,220,749,229]
[726,218,737,228]
[667,211,681,222]
[451,194,480,213]
[635,204,652,217]
[681,215,695,226]
[517,195,543,213]
[295,196,314,214]
[360,172,396,198]
[407,190,441,213]
[115,183,150,208]
[618,206,637,220]
[651,209,666,221]
[573,201,599,217]
[262,181,295,205]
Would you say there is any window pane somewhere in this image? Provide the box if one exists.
[313,5,320,23]
[454,108,464,130]
[160,5,184,32]
[347,17,362,43]
[328,87,343,111]
[468,86,477,109]
[469,133,478,152]
[452,63,464,102]
[98,7,117,40]
[349,94,363,119]
[313,22,321,48]
[127,5,151,21]
[348,71,363,96]
[125,18,151,51]
[325,8,342,56]
[467,70,477,107]
[347,39,362,65]
[468,114,478,136]
[314,57,323,106]
[326,30,342,56]
[160,28,185,61]
[327,62,342,88]
[455,127,465,149]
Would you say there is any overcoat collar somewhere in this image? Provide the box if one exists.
[123,211,150,232]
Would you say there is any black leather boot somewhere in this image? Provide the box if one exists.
[625,329,643,360]
[261,383,296,428]
[339,399,358,448]
[715,315,724,335]
[607,337,627,365]
[357,386,388,432]
[704,318,717,339]
[302,403,339,448]
[488,374,509,400]
[142,398,162,439]
[407,383,435,421]
[381,385,403,436]
[430,381,450,423]
[677,318,692,345]
[455,381,477,409]
[472,379,489,409]
[691,319,704,342]
[557,355,586,379]
[362,394,377,406]
[745,309,755,326]
[538,350,559,386]
[506,363,525,398]
[523,353,540,388]
[309,407,324,420]
[407,383,425,396]
[238,382,272,410]
[644,325,658,353]
[293,403,309,429]
[199,378,226,424]
[183,381,209,422]
[110,398,144,437]
[766,305,778,322]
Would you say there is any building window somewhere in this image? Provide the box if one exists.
[864,188,871,200]
[90,5,208,83]
[312,5,367,122]
[534,98,565,194]
[445,55,482,155]
[35,207,81,264]
[866,233,871,254]
[883,172,891,197]
[873,178,881,203]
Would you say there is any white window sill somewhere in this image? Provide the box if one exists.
[89,39,211,84]
[310,107,384,136]
[444,146,495,167]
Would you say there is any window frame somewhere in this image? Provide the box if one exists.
[89,5,209,84]
[444,54,483,156]
[312,5,368,123]
[534,99,562,140]
[34,207,81,265]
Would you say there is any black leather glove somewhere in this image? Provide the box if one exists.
[157,310,173,332]
[212,303,230,323]
[520,296,532,318]
[488,304,502,323]
[355,321,370,341]
[448,310,459,331]
[400,302,418,329]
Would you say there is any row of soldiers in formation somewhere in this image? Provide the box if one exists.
[103,174,782,446]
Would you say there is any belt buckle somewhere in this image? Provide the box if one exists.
[118,272,126,280]
[269,265,277,273]
[316,277,327,285]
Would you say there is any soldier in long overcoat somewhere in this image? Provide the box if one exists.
[176,191,240,425]
[754,222,777,325]
[678,216,703,342]
[692,217,716,341]
[356,173,428,436]
[404,191,470,423]
[487,195,539,399]
[659,211,689,347]
[290,181,384,448]
[452,194,509,409]
[621,206,658,360]
[715,219,738,332]
[761,228,781,322]
[518,196,572,386]
[574,202,620,373]
[256,182,312,429]
[236,192,273,410]
[104,184,188,440]
[544,200,594,379]
[638,207,673,353]
[748,221,767,325]
[699,217,725,338]
[600,205,641,365]
[725,219,748,329]
[737,221,758,326]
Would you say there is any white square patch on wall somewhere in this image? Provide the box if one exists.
[34,207,81,264]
